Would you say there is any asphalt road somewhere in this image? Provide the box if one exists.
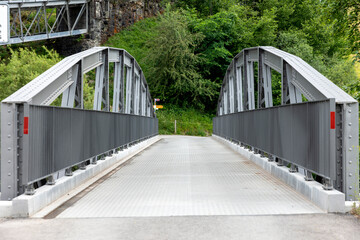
[0,214,359,240]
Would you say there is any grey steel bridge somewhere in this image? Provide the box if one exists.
[0,0,91,45]
[0,46,359,218]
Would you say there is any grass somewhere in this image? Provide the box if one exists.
[351,202,360,217]
[156,105,214,136]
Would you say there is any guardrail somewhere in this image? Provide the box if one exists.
[214,99,336,185]
[1,103,158,200]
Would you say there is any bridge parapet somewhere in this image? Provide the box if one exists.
[215,46,359,201]
[1,47,158,200]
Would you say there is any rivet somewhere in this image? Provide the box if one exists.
[8,173,11,176]
[349,173,352,177]
[7,110,11,113]
[8,185,11,189]
[7,134,11,138]
[348,109,352,113]
[349,161,352,164]
[7,147,11,151]
[7,160,10,164]
[7,122,11,126]
[349,186,353,189]
[348,123,352,126]
[349,147,352,151]
[349,135,352,139]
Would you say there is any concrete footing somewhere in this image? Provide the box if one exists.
[0,136,160,218]
[213,135,348,213]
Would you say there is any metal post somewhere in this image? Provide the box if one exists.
[65,168,73,176]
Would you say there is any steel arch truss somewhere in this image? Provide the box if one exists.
[1,47,156,200]
[3,47,155,116]
[216,46,359,200]
[0,0,88,45]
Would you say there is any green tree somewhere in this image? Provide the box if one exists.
[0,47,61,101]
[144,6,219,109]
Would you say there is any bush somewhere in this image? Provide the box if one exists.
[0,47,61,101]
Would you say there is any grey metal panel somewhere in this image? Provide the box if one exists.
[23,105,158,185]
[213,100,335,179]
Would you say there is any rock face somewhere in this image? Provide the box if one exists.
[53,0,162,56]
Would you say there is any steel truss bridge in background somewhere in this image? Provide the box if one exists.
[214,46,359,201]
[1,47,158,200]
[0,0,89,45]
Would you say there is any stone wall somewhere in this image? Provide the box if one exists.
[52,0,162,56]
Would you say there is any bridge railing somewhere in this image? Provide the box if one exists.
[1,47,158,200]
[213,99,336,182]
[214,46,359,201]
[21,104,157,187]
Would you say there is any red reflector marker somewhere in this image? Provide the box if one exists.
[330,112,335,129]
[24,117,29,134]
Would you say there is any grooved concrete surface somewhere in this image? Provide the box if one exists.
[57,136,322,218]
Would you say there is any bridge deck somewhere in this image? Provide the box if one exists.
[56,136,322,218]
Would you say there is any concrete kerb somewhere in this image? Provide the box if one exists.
[0,136,160,218]
[212,134,346,213]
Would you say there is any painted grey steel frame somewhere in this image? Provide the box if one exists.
[24,104,157,187]
[215,46,359,201]
[0,0,88,45]
[214,100,336,181]
[1,47,156,200]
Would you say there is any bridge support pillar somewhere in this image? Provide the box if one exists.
[65,168,73,176]
[47,176,56,185]
[304,170,314,181]
[79,162,86,170]
[277,158,284,167]
[323,178,334,191]
[24,184,35,195]
[289,164,298,173]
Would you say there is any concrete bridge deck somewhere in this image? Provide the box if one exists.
[49,135,322,218]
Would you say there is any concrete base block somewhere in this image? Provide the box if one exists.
[5,136,160,218]
[213,135,346,213]
[0,201,12,217]
[345,201,360,212]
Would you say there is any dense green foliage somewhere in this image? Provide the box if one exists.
[106,1,359,112]
[0,47,61,101]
